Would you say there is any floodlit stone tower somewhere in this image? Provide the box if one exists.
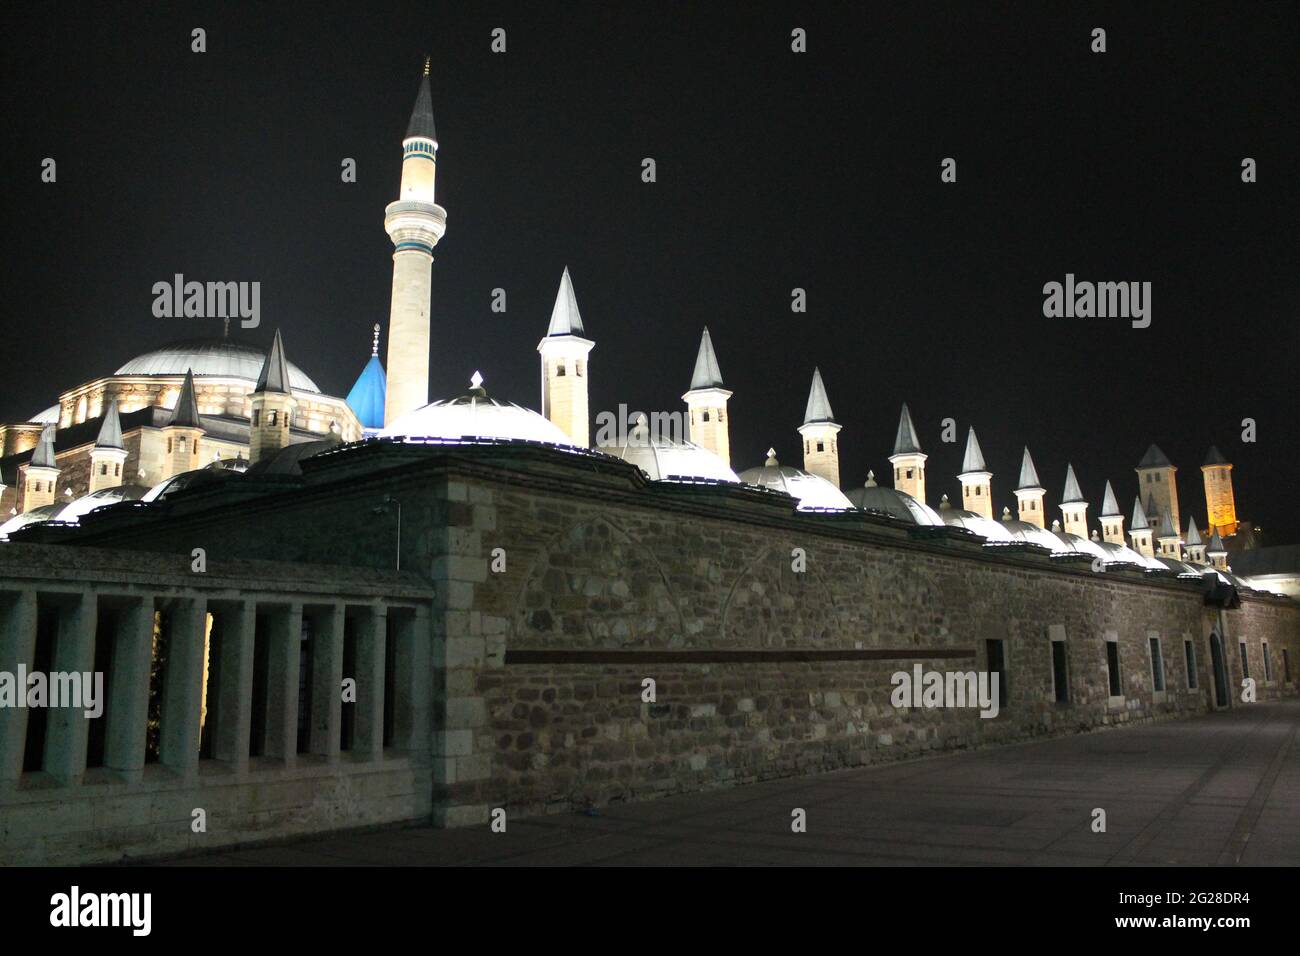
[20,424,59,512]
[1200,445,1238,538]
[1014,447,1046,528]
[1136,444,1180,539]
[1099,480,1125,545]
[89,399,128,493]
[249,330,295,465]
[957,426,993,519]
[682,327,732,467]
[383,57,449,426]
[1059,464,1088,538]
[161,370,205,479]
[1129,496,1154,557]
[798,368,841,487]
[538,266,594,447]
[889,403,926,503]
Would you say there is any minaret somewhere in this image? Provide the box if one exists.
[1014,447,1047,528]
[798,368,841,487]
[1200,445,1238,538]
[1099,480,1125,544]
[1129,496,1154,557]
[957,426,992,519]
[1135,444,1180,537]
[382,58,449,426]
[249,330,295,465]
[537,266,594,447]
[20,424,59,512]
[1184,517,1206,564]
[162,369,205,479]
[1156,507,1181,559]
[1059,464,1088,537]
[889,403,926,502]
[1207,529,1230,571]
[88,399,128,493]
[682,327,732,466]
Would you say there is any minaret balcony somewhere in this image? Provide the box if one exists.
[384,201,447,248]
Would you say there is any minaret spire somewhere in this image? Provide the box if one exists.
[383,60,448,425]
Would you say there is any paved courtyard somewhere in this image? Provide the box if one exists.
[161,699,1300,866]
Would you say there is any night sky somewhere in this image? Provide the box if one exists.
[3,2,1296,541]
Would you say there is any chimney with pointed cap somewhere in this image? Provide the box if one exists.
[681,327,733,466]
[537,267,595,447]
[888,403,927,503]
[1013,447,1047,527]
[250,332,296,465]
[957,426,993,519]
[797,368,841,487]
[89,399,129,493]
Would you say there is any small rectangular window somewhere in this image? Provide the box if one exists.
[1106,639,1122,697]
[1284,649,1292,683]
[985,639,1008,707]
[1239,641,1249,679]
[1263,642,1272,681]
[1149,637,1164,692]
[1050,639,1069,704]
[1184,639,1197,689]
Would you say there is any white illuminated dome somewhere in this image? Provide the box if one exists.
[379,372,574,446]
[738,449,853,510]
[848,473,945,526]
[604,415,739,482]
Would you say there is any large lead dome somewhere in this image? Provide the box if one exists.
[115,338,320,393]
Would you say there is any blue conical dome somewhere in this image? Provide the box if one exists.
[346,354,387,430]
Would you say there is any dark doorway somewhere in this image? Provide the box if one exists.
[1210,633,1229,708]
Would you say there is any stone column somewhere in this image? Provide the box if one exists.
[104,597,155,781]
[212,601,255,772]
[309,604,344,762]
[0,591,38,789]
[388,606,431,753]
[353,604,387,760]
[43,592,99,784]
[159,598,207,777]
[431,484,496,826]
[264,603,303,767]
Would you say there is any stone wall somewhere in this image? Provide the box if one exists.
[59,444,1300,827]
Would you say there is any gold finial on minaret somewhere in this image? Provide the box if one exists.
[372,323,381,356]
[423,55,431,76]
